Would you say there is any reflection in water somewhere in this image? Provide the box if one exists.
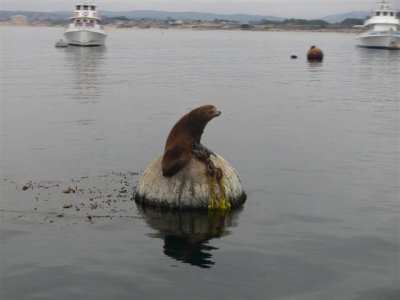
[307,60,322,70]
[63,46,106,101]
[137,206,242,269]
[357,47,400,65]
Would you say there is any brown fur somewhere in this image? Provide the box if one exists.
[162,105,221,177]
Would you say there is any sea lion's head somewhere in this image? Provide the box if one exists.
[190,104,221,122]
[188,104,221,139]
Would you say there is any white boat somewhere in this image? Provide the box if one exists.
[354,0,400,49]
[64,2,107,46]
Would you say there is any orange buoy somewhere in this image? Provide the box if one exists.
[307,45,323,61]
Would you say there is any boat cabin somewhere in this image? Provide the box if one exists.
[75,4,97,11]
[71,2,101,21]
[372,0,397,18]
[361,0,400,31]
[373,8,396,17]
[374,11,396,17]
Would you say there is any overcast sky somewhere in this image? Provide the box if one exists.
[1,0,399,18]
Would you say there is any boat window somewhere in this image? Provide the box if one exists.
[376,12,380,16]
[83,5,88,10]
[76,5,81,10]
[90,6,95,11]
[390,12,394,16]
[383,12,387,16]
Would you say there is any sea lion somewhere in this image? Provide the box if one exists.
[162,105,221,177]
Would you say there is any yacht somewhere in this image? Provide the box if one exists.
[64,2,107,46]
[354,0,400,49]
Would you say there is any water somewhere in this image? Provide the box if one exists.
[1,27,399,300]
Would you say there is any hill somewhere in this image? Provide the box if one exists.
[321,11,368,23]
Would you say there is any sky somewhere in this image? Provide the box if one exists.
[1,0,400,18]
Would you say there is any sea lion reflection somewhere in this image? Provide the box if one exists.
[137,206,242,269]
[163,235,217,268]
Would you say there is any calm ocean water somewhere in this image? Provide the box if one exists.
[1,26,399,299]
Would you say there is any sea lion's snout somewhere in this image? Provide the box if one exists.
[208,106,221,119]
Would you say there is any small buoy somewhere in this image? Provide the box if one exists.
[307,45,323,62]
[55,39,68,48]
[291,55,298,59]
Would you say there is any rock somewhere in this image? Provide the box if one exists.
[135,153,246,210]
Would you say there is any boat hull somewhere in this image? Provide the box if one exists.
[64,29,107,46]
[356,31,400,49]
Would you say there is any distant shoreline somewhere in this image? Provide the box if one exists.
[0,22,361,34]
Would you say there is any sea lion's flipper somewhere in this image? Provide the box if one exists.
[162,147,191,177]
